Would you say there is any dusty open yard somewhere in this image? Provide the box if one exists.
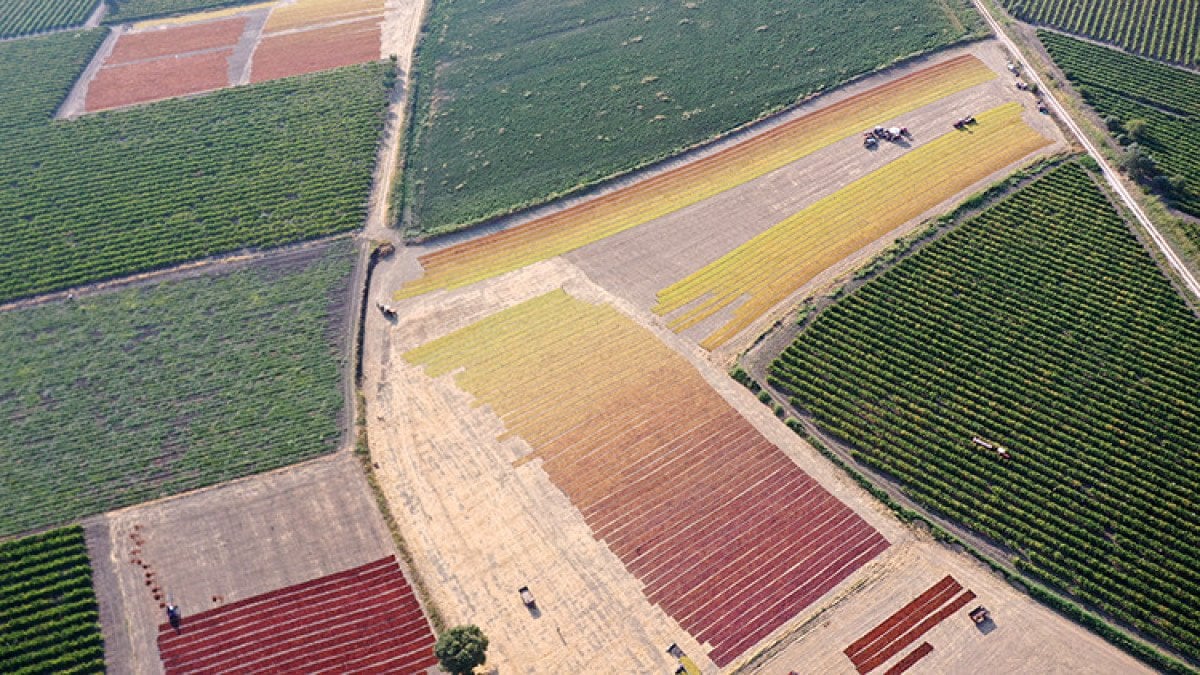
[85,453,399,675]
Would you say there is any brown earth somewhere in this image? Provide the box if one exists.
[85,49,233,113]
[107,17,247,65]
[85,453,397,675]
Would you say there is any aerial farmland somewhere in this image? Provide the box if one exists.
[1,0,1199,674]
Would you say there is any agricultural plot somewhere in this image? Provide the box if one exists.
[157,557,436,673]
[1041,31,1200,223]
[79,0,386,113]
[399,0,985,235]
[0,527,105,674]
[0,0,97,38]
[1001,0,1199,65]
[654,101,1052,349]
[0,31,386,302]
[396,55,997,299]
[769,162,1200,659]
[106,0,261,23]
[405,289,888,666]
[0,242,354,537]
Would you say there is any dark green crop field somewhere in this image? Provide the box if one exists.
[771,163,1200,659]
[104,0,256,23]
[399,0,984,236]
[1041,31,1200,229]
[0,527,104,674]
[1002,0,1199,66]
[0,31,388,303]
[0,242,354,538]
[0,0,97,39]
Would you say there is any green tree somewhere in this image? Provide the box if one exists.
[435,625,489,675]
[1124,118,1150,143]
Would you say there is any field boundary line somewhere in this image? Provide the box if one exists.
[971,0,1200,303]
[0,232,353,313]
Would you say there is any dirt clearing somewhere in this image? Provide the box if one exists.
[86,453,396,675]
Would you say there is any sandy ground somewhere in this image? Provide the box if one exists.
[739,538,1152,675]
[85,453,398,675]
[381,0,423,68]
[564,40,1067,364]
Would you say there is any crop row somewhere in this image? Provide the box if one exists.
[396,55,996,300]
[653,102,1050,349]
[0,0,97,38]
[0,31,388,303]
[770,162,1200,658]
[398,0,985,234]
[1040,31,1200,221]
[1002,0,1200,66]
[0,527,105,674]
[0,241,354,537]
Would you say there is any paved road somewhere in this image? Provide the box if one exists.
[971,0,1200,301]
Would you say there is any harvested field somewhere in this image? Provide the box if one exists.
[652,101,1052,349]
[106,17,247,65]
[403,288,888,666]
[250,17,381,83]
[85,48,232,112]
[396,55,995,300]
[156,556,436,674]
[263,0,383,32]
[89,454,398,674]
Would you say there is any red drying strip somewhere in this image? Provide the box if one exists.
[883,642,934,675]
[856,590,977,673]
[844,575,960,662]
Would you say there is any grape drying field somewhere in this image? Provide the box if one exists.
[405,289,888,666]
[770,162,1200,659]
[0,31,387,303]
[0,242,354,537]
[1001,0,1199,65]
[0,527,105,674]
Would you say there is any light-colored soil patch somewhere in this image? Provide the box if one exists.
[87,453,395,675]
[566,40,1066,363]
[381,0,422,68]
[738,537,1153,674]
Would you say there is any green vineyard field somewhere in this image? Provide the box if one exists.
[0,0,97,38]
[1002,0,1200,66]
[399,0,984,236]
[0,527,104,674]
[0,242,354,537]
[771,163,1200,659]
[104,0,258,23]
[1041,31,1200,227]
[0,31,388,303]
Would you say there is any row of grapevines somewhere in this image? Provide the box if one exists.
[770,162,1200,660]
[0,241,354,537]
[0,30,388,303]
[0,0,97,39]
[1002,0,1200,66]
[1040,31,1200,223]
[0,526,104,674]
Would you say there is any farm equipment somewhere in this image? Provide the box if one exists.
[519,586,536,608]
[863,126,909,147]
[1006,61,1020,76]
[1036,99,1049,114]
[376,302,397,319]
[373,242,396,258]
[969,605,990,624]
[166,603,182,631]
[972,436,1011,460]
[952,116,977,130]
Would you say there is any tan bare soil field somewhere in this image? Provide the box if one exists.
[360,242,1148,672]
[85,453,398,675]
